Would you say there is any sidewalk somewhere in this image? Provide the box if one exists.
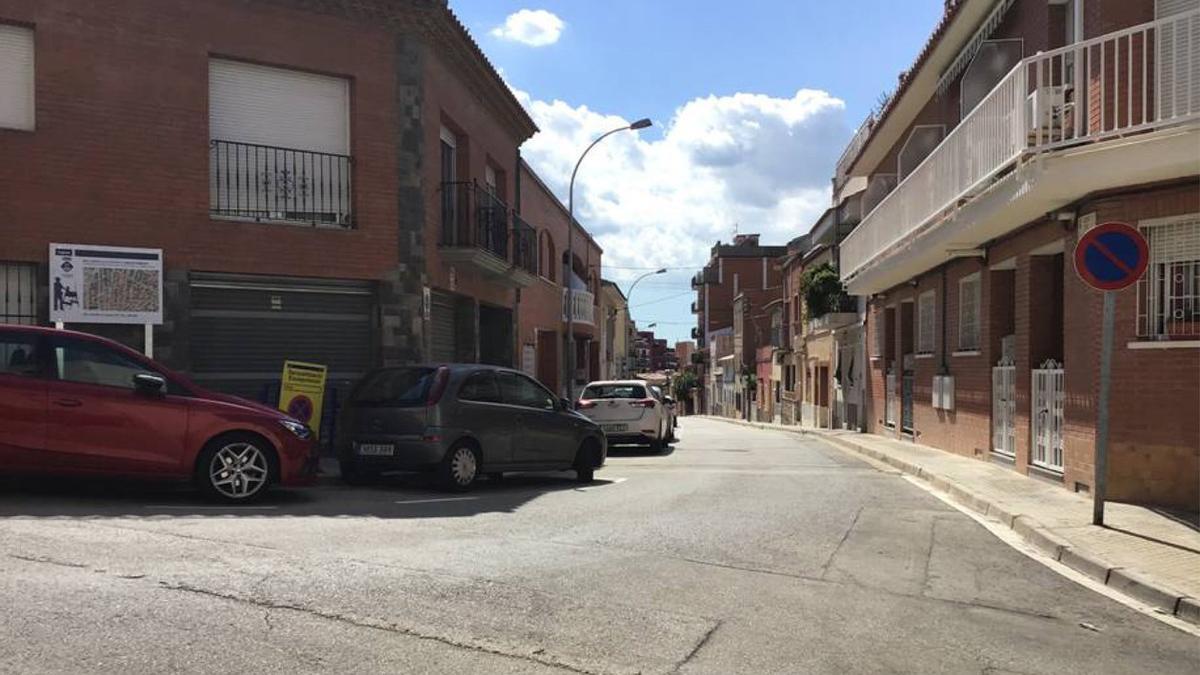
[699,415,1200,627]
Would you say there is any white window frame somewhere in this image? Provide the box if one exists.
[958,273,982,351]
[916,290,936,355]
[1137,214,1200,340]
[0,24,35,131]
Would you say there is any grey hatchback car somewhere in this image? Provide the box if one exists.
[336,365,607,490]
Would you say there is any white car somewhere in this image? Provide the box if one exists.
[648,384,678,442]
[577,380,670,451]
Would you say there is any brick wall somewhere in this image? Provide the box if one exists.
[0,0,401,280]
[863,181,1198,509]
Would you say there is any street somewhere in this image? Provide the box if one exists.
[1,418,1196,674]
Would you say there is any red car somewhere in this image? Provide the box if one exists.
[0,325,317,501]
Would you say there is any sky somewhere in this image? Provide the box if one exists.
[450,0,947,344]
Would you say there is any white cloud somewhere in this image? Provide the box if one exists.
[512,87,848,284]
[490,9,565,47]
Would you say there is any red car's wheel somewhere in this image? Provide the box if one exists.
[196,434,277,502]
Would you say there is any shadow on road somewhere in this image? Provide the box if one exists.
[0,470,625,520]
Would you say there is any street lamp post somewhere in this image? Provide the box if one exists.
[613,268,666,377]
[566,117,652,401]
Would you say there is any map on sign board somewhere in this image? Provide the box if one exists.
[50,244,164,325]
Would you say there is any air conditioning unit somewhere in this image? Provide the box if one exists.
[1027,86,1068,139]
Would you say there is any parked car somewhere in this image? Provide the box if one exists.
[0,326,318,502]
[649,384,678,441]
[576,380,670,452]
[336,365,607,490]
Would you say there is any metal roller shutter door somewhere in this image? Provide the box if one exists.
[188,277,376,401]
[429,291,457,364]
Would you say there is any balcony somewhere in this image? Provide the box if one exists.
[691,266,719,289]
[691,300,701,314]
[840,11,1200,295]
[562,288,595,326]
[210,140,353,227]
[512,214,539,277]
[440,181,535,287]
[808,312,859,334]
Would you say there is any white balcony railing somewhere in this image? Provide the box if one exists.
[562,288,595,325]
[841,10,1200,280]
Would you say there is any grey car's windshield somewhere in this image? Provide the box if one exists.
[582,384,646,400]
[351,367,436,406]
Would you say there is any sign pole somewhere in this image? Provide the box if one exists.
[1093,290,1115,526]
[144,323,154,358]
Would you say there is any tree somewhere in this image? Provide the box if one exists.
[673,370,698,401]
[800,262,851,319]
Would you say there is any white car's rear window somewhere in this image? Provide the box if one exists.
[582,384,646,400]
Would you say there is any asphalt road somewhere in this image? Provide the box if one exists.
[1,418,1196,674]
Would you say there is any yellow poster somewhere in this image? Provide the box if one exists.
[279,360,328,436]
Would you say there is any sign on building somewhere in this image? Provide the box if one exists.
[49,243,163,324]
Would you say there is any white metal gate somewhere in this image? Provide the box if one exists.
[885,372,897,427]
[992,359,1016,457]
[1031,359,1065,471]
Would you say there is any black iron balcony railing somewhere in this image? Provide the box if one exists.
[440,180,509,261]
[512,214,538,276]
[210,139,353,227]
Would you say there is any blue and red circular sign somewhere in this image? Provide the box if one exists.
[1074,222,1148,291]
[287,394,314,423]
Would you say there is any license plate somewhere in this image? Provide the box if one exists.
[601,424,628,433]
[357,443,395,456]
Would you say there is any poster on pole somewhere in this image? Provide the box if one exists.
[279,361,328,436]
[49,243,163,324]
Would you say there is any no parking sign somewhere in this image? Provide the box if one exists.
[279,361,328,435]
[1072,221,1148,527]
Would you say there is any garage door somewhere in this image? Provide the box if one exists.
[429,291,457,364]
[188,275,376,405]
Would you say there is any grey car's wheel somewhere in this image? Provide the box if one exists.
[196,434,275,502]
[439,443,480,491]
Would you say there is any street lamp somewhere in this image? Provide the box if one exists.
[566,117,652,400]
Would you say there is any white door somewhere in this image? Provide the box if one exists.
[1031,360,1065,471]
[992,360,1016,457]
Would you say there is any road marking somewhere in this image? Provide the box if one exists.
[576,477,627,492]
[145,505,279,511]
[394,497,480,505]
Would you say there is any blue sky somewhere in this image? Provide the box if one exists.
[450,1,946,344]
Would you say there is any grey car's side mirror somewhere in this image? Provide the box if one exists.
[133,372,166,395]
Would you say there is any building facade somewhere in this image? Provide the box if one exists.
[0,0,603,416]
[835,0,1199,509]
[692,234,788,414]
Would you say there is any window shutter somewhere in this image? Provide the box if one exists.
[917,291,936,354]
[1157,0,1200,119]
[958,275,981,350]
[209,59,349,155]
[0,25,34,131]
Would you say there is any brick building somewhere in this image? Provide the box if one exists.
[0,0,603,411]
[691,234,787,414]
[835,0,1199,508]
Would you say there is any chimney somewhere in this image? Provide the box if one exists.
[733,233,760,246]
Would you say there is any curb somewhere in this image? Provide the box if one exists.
[697,415,1200,627]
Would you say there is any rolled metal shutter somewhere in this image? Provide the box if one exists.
[188,276,376,401]
[429,291,457,364]
[0,25,34,131]
[209,59,349,154]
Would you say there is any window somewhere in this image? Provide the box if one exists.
[0,25,34,131]
[351,367,437,407]
[208,59,352,226]
[1,262,37,325]
[458,370,501,403]
[1138,216,1200,339]
[499,372,556,410]
[53,339,150,389]
[917,291,936,354]
[582,383,646,400]
[0,332,41,377]
[958,273,982,351]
